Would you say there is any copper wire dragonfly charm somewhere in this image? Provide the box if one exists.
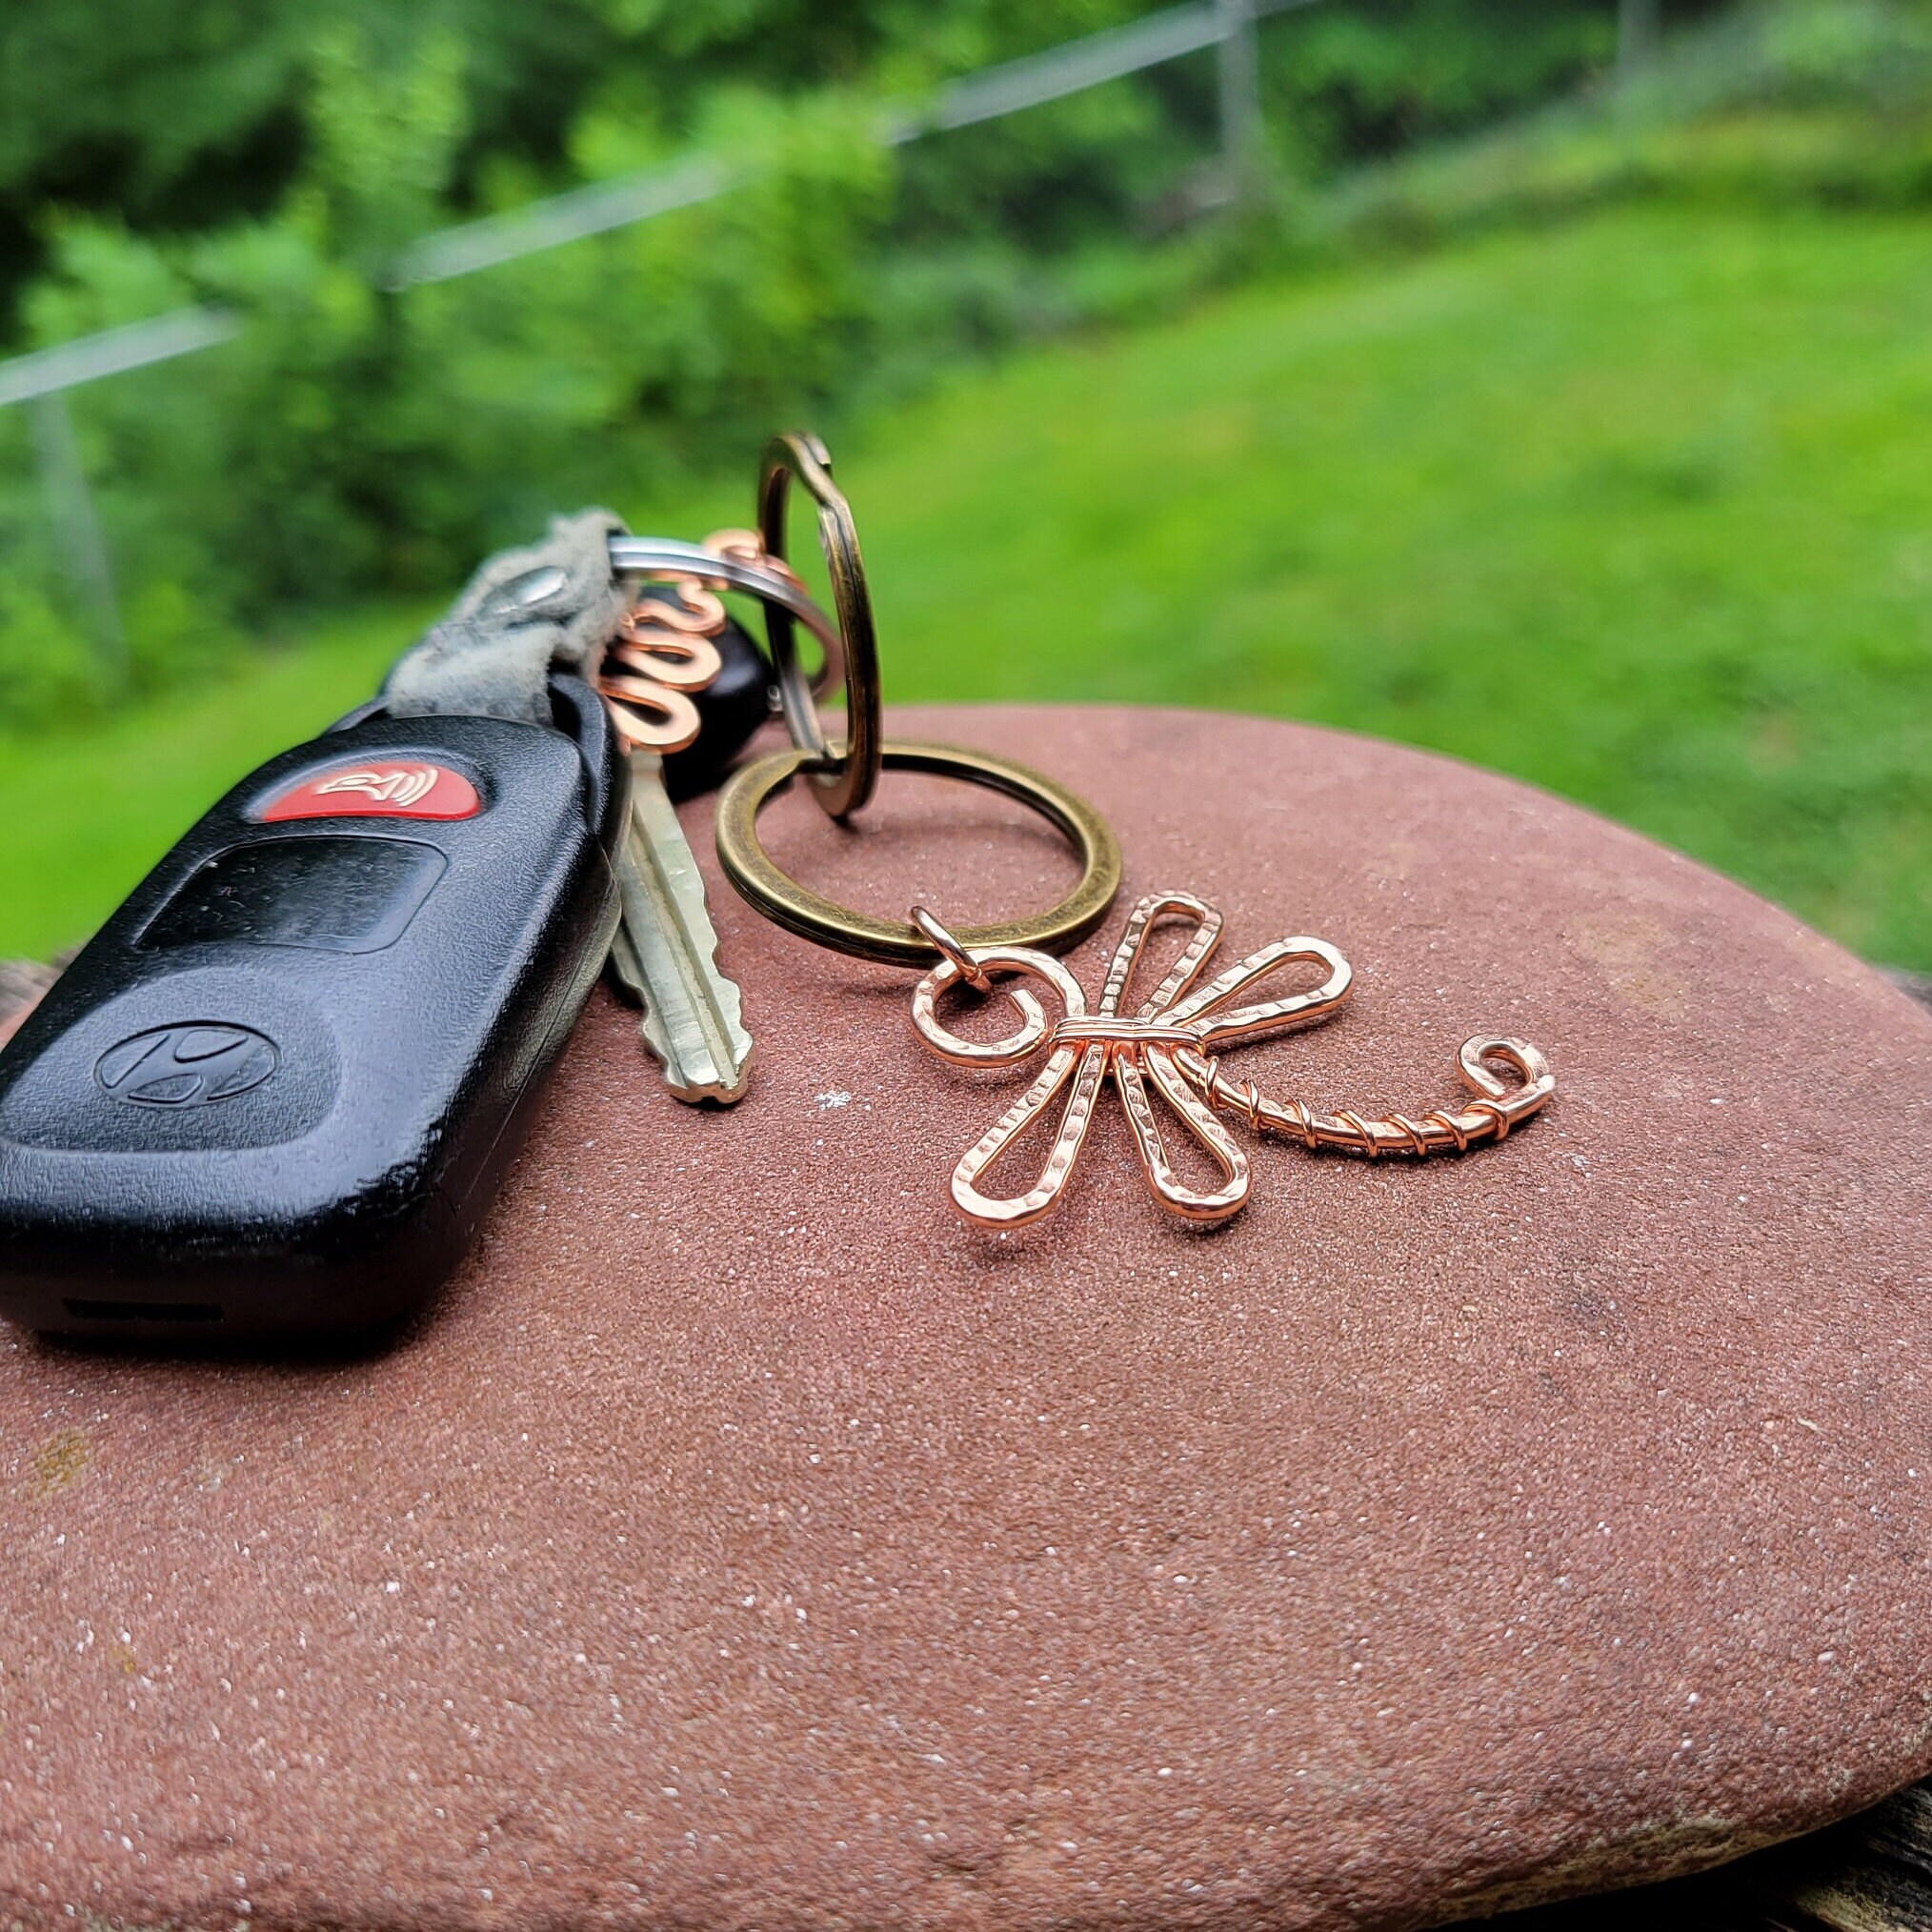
[910,892,1554,1228]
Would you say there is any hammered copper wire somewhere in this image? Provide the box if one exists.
[910,893,1555,1228]
[607,632,723,692]
[597,674,705,753]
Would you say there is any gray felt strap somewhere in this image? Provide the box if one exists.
[382,509,632,725]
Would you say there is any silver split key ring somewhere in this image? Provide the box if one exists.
[606,533,847,702]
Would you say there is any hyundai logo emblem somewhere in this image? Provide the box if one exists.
[95,1023,279,1107]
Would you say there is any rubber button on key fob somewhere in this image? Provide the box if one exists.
[259,760,484,822]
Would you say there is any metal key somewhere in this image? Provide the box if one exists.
[608,750,754,1105]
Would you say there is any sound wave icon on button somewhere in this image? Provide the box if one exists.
[316,766,437,808]
[257,760,482,822]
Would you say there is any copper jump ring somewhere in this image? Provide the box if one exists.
[910,906,993,990]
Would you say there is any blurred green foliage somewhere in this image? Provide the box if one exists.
[0,0,1928,733]
[7,198,1931,973]
[3,0,1932,966]
[0,0,1633,722]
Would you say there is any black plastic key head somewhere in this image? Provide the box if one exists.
[658,603,777,801]
[0,676,626,1344]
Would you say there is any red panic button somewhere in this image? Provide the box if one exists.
[257,761,482,823]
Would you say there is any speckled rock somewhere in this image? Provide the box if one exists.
[4,704,1931,1932]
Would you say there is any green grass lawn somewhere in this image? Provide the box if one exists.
[5,200,1932,965]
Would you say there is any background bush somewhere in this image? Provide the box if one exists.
[0,0,1925,724]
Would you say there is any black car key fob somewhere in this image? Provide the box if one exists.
[0,674,626,1343]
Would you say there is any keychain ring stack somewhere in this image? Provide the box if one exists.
[713,435,1127,966]
[605,429,1555,1231]
[755,430,882,818]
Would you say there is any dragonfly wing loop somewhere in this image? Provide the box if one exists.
[1166,936,1354,1047]
[1115,1046,1252,1223]
[1097,892,1223,1020]
[951,1043,1109,1226]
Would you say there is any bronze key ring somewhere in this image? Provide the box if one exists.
[717,740,1120,969]
[714,433,1122,966]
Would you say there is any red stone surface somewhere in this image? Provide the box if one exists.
[5,704,1932,1931]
